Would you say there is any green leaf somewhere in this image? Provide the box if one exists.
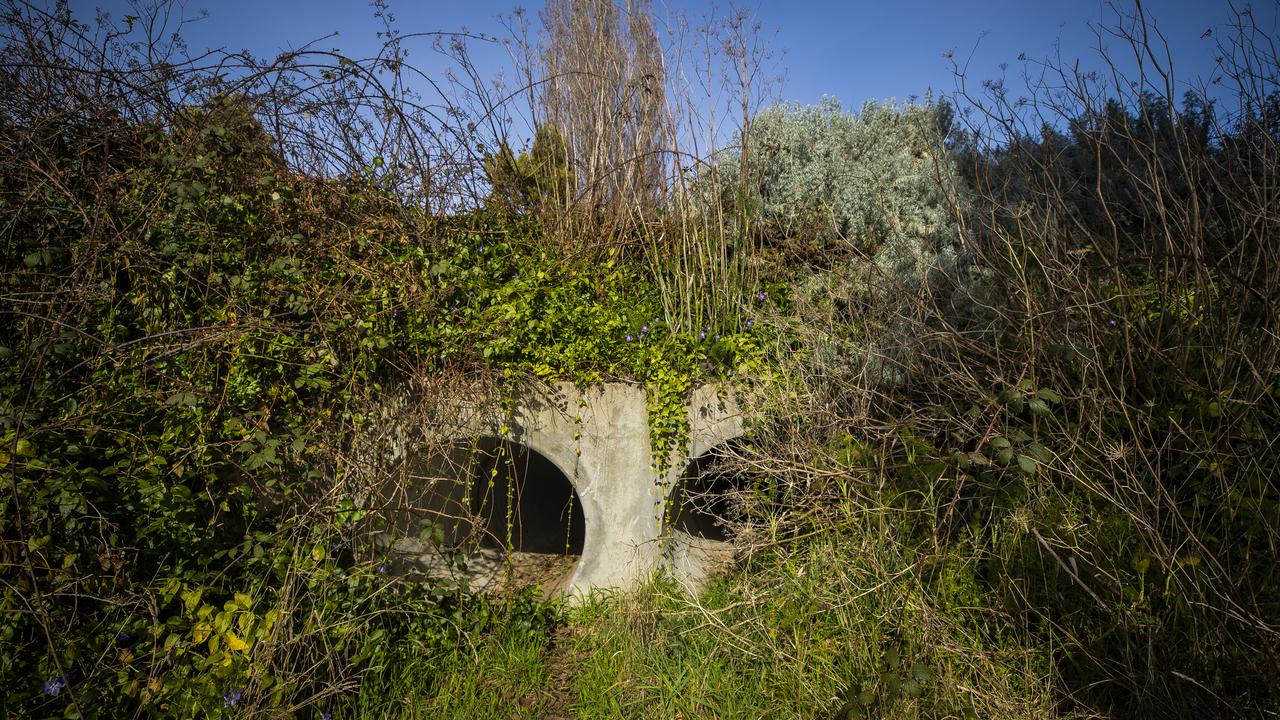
[884,672,901,698]
[1036,388,1062,403]
[225,630,248,652]
[1026,442,1052,462]
[181,587,204,614]
[1017,454,1037,475]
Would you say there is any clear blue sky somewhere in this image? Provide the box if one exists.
[68,0,1272,112]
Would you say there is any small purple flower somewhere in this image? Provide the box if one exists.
[641,324,649,333]
[746,320,753,329]
[699,331,706,340]
[43,676,65,697]
[320,711,333,720]
[626,334,633,342]
[757,291,765,301]
[115,631,130,644]
[1109,319,1117,326]
[223,688,243,707]
[378,564,388,574]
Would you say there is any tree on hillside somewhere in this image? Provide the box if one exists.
[539,0,667,229]
[482,123,575,216]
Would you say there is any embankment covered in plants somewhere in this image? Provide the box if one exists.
[2,1,1278,718]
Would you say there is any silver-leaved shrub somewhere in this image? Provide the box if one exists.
[711,97,978,385]
[714,97,965,280]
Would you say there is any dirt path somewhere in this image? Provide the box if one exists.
[541,621,584,719]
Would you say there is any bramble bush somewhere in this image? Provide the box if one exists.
[728,7,1280,717]
[0,94,486,717]
[0,106,753,718]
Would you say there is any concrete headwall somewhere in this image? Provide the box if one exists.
[490,382,743,595]
[391,381,745,596]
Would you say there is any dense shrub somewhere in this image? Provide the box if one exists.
[734,12,1280,717]
[0,92,482,716]
[0,90,764,715]
[712,97,965,275]
[4,1,1279,718]
[0,5,768,706]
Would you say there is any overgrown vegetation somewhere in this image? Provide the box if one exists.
[2,0,1277,718]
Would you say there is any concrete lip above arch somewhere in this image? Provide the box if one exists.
[389,380,746,598]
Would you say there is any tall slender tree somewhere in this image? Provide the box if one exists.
[539,0,667,234]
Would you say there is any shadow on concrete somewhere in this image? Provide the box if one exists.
[378,437,585,595]
[662,442,746,590]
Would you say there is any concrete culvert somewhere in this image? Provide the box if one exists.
[666,442,747,542]
[664,442,746,588]
[379,437,585,594]
[469,438,585,555]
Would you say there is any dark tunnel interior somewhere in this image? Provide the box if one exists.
[665,443,746,542]
[469,438,586,555]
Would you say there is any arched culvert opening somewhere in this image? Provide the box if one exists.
[469,438,585,556]
[662,441,748,589]
[665,442,748,543]
[378,438,585,594]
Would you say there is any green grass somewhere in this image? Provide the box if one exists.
[354,622,552,719]
[577,544,1054,718]
[350,526,1058,720]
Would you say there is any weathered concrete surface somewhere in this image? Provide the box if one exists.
[664,531,738,592]
[386,381,746,597]
[385,542,580,597]
[492,381,744,596]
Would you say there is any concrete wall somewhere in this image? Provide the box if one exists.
[499,382,743,595]
[398,381,745,596]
